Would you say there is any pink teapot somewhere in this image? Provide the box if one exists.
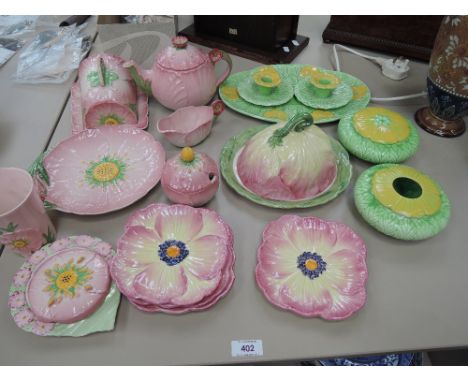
[124,36,232,110]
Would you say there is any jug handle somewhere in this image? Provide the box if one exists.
[209,49,233,87]
[211,100,225,118]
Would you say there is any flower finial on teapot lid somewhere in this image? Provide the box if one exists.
[172,35,188,49]
[180,147,195,163]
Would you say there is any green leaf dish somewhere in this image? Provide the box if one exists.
[8,235,121,337]
[294,79,353,109]
[237,76,294,106]
[338,107,419,163]
[219,64,370,124]
[354,164,451,241]
[220,123,352,209]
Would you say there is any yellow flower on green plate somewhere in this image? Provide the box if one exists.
[220,86,239,101]
[263,109,288,121]
[371,165,441,218]
[311,110,334,121]
[352,85,368,100]
[353,107,410,144]
[299,65,320,78]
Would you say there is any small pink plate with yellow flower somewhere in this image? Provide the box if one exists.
[30,126,165,215]
[8,235,121,336]
[256,215,368,320]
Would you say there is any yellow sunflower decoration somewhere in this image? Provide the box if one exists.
[371,166,441,217]
[353,107,410,144]
[354,163,451,241]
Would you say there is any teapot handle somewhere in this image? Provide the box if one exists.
[209,49,233,87]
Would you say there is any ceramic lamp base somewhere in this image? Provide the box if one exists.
[415,107,465,138]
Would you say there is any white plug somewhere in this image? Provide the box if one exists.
[380,57,410,80]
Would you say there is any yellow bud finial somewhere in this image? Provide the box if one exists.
[180,147,195,163]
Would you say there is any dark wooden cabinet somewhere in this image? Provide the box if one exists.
[193,16,299,51]
[179,16,309,64]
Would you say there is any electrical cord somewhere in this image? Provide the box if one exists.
[331,44,427,102]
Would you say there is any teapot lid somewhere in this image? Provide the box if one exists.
[156,36,207,71]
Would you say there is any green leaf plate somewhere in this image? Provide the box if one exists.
[237,76,294,106]
[220,124,352,209]
[219,64,370,124]
[294,79,353,109]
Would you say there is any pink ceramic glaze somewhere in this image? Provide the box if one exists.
[39,126,165,215]
[236,114,337,201]
[255,215,368,320]
[161,149,220,206]
[157,100,225,147]
[26,248,111,324]
[125,36,232,110]
[0,168,55,257]
[71,53,149,134]
[110,203,235,313]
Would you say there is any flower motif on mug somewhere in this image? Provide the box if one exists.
[0,229,43,256]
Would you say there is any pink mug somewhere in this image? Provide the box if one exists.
[0,167,56,257]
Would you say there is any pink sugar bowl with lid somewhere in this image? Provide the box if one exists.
[161,147,219,206]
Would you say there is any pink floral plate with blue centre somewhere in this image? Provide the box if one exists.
[110,203,235,313]
[29,126,166,215]
[255,215,368,320]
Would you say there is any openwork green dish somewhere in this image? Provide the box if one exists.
[220,123,352,209]
[354,164,451,240]
[219,64,370,124]
[237,76,294,106]
[294,80,353,109]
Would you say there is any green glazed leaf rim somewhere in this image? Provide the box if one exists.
[338,111,420,164]
[220,124,352,209]
[219,64,371,124]
[354,164,451,241]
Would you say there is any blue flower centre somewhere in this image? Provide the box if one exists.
[158,240,189,266]
[297,251,327,280]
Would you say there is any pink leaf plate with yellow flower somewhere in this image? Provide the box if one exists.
[8,235,120,336]
[255,215,368,320]
[29,126,165,215]
[110,203,235,313]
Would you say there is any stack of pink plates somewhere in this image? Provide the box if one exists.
[111,203,235,313]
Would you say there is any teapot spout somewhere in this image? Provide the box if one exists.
[123,60,153,97]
